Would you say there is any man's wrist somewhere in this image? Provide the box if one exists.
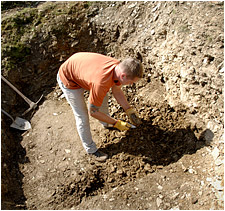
[112,119,118,126]
[125,106,132,112]
[125,107,134,114]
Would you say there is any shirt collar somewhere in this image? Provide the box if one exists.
[114,80,121,86]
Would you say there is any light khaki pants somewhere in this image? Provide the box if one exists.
[57,73,108,153]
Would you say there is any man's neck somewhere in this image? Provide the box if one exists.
[113,65,119,80]
[113,65,121,85]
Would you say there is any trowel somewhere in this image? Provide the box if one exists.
[117,118,137,129]
[105,122,136,129]
[1,109,31,131]
[128,123,136,128]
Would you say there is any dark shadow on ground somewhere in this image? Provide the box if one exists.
[100,119,211,167]
[1,119,30,210]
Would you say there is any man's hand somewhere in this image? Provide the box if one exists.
[125,108,142,125]
[113,120,131,131]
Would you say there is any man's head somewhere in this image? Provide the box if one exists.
[117,58,143,85]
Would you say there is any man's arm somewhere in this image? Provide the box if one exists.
[112,85,142,125]
[88,103,131,131]
[111,85,131,111]
[88,103,117,125]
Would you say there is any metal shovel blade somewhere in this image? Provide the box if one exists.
[2,108,31,131]
[10,117,31,131]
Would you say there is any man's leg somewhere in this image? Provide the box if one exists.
[57,74,97,154]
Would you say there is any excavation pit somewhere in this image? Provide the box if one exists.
[1,1,224,210]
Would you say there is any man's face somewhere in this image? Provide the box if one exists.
[121,73,139,85]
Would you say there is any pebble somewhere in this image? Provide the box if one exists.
[172,192,180,200]
[144,163,151,171]
[128,3,137,9]
[215,158,223,166]
[215,191,224,202]
[201,129,214,142]
[191,197,198,204]
[109,197,115,202]
[65,149,71,154]
[59,94,65,99]
[211,147,220,160]
[158,185,163,190]
[152,3,161,12]
[39,160,45,164]
[117,169,123,175]
[158,194,163,199]
[110,166,116,173]
[156,197,162,207]
[123,194,128,199]
[206,177,212,182]
[188,168,197,174]
[219,67,224,73]
[107,178,113,183]
[172,206,180,210]
[211,180,224,191]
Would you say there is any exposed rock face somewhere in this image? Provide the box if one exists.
[89,1,224,134]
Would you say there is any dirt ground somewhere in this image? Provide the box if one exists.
[1,1,224,210]
[13,78,219,210]
[14,78,222,210]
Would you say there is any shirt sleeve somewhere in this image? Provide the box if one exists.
[88,83,109,107]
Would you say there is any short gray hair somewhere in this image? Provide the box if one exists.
[119,58,143,79]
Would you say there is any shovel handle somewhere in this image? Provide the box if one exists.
[1,109,14,122]
[1,75,32,105]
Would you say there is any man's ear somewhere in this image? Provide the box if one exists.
[121,72,126,79]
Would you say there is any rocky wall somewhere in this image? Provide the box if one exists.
[88,1,224,141]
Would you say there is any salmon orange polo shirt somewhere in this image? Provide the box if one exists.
[59,52,120,107]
